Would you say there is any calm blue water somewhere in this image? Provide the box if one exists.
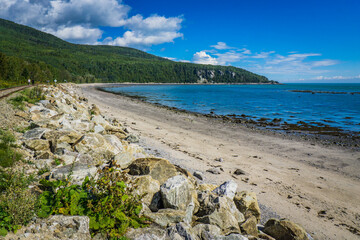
[103,84,360,132]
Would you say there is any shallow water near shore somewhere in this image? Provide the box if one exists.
[103,83,360,133]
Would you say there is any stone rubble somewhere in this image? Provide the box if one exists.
[5,84,310,240]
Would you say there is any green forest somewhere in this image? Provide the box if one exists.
[0,18,274,88]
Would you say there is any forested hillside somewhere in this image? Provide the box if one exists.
[0,18,273,88]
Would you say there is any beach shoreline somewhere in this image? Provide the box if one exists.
[97,84,360,151]
[78,83,360,240]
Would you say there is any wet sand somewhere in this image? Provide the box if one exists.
[78,83,360,240]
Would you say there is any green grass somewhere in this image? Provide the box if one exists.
[0,130,21,168]
[8,87,45,110]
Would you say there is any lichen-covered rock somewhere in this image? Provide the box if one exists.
[134,175,161,207]
[240,216,258,237]
[23,128,49,140]
[145,209,186,227]
[167,222,197,240]
[4,215,91,240]
[24,139,50,152]
[212,180,238,199]
[90,104,101,115]
[192,223,222,239]
[114,151,134,168]
[234,191,261,223]
[263,219,309,240]
[50,162,97,184]
[197,196,245,235]
[128,158,183,184]
[125,224,169,240]
[161,175,192,211]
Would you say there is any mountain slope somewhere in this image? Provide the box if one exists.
[0,18,273,86]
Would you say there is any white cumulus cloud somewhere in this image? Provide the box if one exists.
[192,51,218,65]
[0,0,184,47]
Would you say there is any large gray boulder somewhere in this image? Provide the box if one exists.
[23,128,49,140]
[197,196,245,235]
[212,180,238,199]
[160,175,192,211]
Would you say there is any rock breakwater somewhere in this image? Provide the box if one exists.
[3,84,310,240]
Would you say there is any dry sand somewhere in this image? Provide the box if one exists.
[78,84,360,240]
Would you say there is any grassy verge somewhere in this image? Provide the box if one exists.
[8,87,45,110]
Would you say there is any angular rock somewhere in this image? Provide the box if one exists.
[24,139,50,152]
[212,180,238,199]
[128,158,184,184]
[161,175,192,211]
[145,209,186,227]
[51,162,97,184]
[134,175,161,207]
[234,191,261,223]
[206,167,221,174]
[167,222,197,240]
[126,134,140,143]
[192,224,222,240]
[197,184,218,192]
[23,128,49,140]
[197,196,245,235]
[240,216,258,237]
[217,234,249,240]
[114,152,134,168]
[103,134,123,154]
[5,215,91,240]
[125,224,169,240]
[263,219,309,240]
[90,104,101,115]
[94,124,105,134]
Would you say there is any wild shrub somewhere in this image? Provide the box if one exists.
[0,130,21,168]
[38,165,149,238]
[0,170,37,236]
[8,87,45,110]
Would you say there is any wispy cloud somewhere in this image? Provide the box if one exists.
[0,0,184,47]
[191,42,340,80]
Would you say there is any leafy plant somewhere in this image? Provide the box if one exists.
[37,165,149,238]
[0,170,37,236]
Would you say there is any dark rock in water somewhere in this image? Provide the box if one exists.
[234,169,246,175]
[263,219,309,240]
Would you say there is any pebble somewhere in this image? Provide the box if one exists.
[193,171,204,180]
[206,167,221,174]
[234,169,246,175]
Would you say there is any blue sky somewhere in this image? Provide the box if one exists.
[1,0,359,82]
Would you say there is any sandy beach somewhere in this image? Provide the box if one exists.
[78,84,360,240]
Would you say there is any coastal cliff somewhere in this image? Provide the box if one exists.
[0,84,308,240]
